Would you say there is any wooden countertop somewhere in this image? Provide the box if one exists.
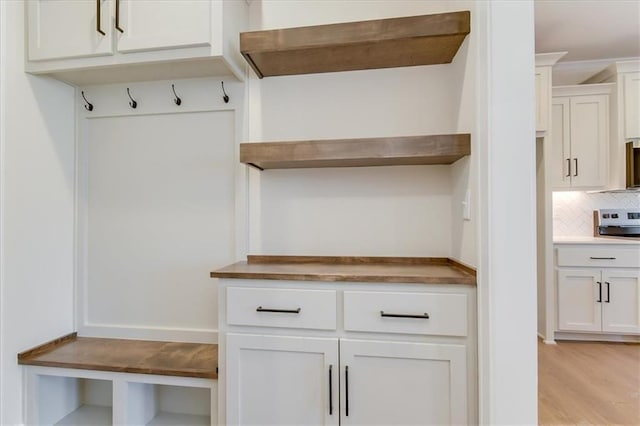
[211,255,476,285]
[18,333,217,379]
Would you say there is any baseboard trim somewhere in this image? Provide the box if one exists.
[78,323,217,344]
[554,331,640,343]
[537,332,557,345]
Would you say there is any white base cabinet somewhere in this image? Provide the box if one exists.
[555,245,640,338]
[218,279,476,426]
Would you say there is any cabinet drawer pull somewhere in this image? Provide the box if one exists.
[574,158,578,176]
[596,281,602,303]
[256,306,301,314]
[328,365,333,415]
[96,0,105,35]
[345,365,349,417]
[566,158,571,177]
[605,282,610,303]
[380,310,430,319]
[115,0,124,33]
[589,257,616,260]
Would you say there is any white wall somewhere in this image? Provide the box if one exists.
[247,0,477,260]
[0,1,76,424]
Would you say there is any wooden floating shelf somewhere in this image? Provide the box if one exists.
[240,134,471,170]
[240,11,471,78]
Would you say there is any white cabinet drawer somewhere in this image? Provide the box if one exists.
[557,247,640,268]
[226,287,337,330]
[343,291,467,337]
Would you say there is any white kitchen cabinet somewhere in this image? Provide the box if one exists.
[551,85,611,189]
[27,0,114,61]
[602,269,640,334]
[216,276,476,425]
[624,72,640,139]
[555,245,640,337]
[340,339,467,426]
[226,334,339,426]
[115,0,211,53]
[25,0,248,85]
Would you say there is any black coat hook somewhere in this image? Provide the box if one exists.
[171,84,182,106]
[81,91,94,111]
[221,81,229,103]
[126,88,137,109]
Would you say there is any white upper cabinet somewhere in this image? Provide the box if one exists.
[25,0,248,84]
[624,72,640,139]
[551,84,612,190]
[116,0,211,53]
[27,0,114,60]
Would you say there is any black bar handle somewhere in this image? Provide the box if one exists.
[380,311,429,319]
[605,282,610,303]
[566,158,571,177]
[574,158,578,176]
[328,365,333,415]
[256,306,301,314]
[115,0,124,33]
[590,257,616,260]
[96,0,105,35]
[597,282,602,303]
[345,365,349,417]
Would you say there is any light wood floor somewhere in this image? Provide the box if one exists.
[539,339,640,425]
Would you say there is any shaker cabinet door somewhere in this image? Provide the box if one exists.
[569,95,608,188]
[226,334,339,426]
[339,339,467,426]
[602,269,640,334]
[27,0,114,61]
[557,269,602,332]
[116,0,211,53]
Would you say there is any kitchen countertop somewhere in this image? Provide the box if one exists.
[554,236,640,245]
[18,333,218,379]
[211,255,476,285]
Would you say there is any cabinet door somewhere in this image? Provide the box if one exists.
[602,269,640,334]
[116,0,211,53]
[27,0,114,61]
[557,269,602,332]
[569,95,608,188]
[536,67,550,132]
[624,73,640,139]
[551,98,572,188]
[226,334,339,426]
[340,339,467,426]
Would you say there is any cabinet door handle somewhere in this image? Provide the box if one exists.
[328,365,333,415]
[345,365,349,417]
[255,306,301,314]
[566,158,571,177]
[380,310,429,319]
[605,282,610,303]
[596,281,602,303]
[115,0,124,33]
[589,257,616,260]
[574,158,578,176]
[96,0,106,35]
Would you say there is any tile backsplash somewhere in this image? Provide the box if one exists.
[553,191,640,236]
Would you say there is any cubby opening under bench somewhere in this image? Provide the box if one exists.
[18,333,218,426]
[211,256,478,425]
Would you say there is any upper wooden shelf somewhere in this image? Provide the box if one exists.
[240,134,471,170]
[240,11,471,78]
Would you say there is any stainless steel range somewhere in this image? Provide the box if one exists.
[598,209,640,237]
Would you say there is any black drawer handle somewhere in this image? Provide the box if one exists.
[589,257,616,260]
[256,306,301,314]
[380,311,429,319]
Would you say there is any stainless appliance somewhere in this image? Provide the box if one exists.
[598,208,640,237]
[626,141,640,188]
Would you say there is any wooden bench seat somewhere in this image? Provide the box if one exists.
[18,332,218,379]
